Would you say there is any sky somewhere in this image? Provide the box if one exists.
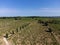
[0,0,60,17]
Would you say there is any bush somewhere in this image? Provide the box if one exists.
[16,28,18,32]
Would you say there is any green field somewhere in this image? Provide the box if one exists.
[0,17,60,45]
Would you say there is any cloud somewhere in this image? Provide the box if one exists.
[0,8,60,14]
[18,8,60,13]
[39,8,60,13]
[0,8,17,14]
[0,8,60,16]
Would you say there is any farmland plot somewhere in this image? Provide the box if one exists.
[0,18,60,45]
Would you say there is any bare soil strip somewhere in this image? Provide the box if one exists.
[3,37,9,45]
